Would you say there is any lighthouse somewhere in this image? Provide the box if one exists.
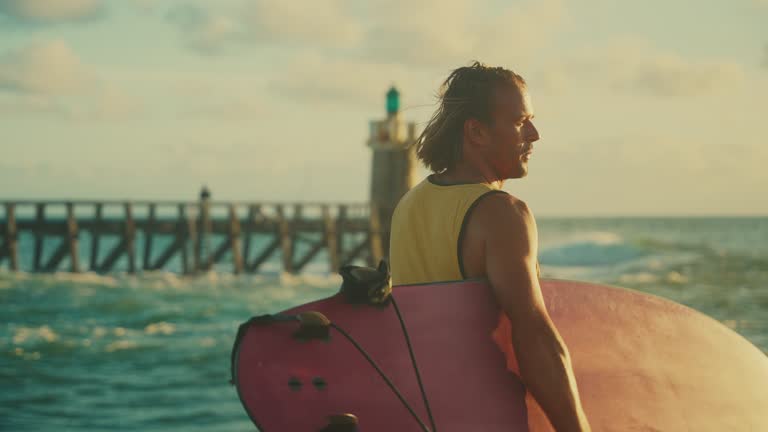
[367,85,418,258]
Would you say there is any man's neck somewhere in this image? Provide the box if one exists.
[432,166,504,189]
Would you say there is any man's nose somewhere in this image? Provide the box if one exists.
[526,122,540,142]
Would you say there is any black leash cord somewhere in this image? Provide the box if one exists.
[330,322,432,432]
[391,296,438,432]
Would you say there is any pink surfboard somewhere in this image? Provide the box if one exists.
[232,279,768,431]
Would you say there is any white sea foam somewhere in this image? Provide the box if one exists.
[198,337,216,347]
[619,272,659,284]
[542,231,625,249]
[52,271,118,287]
[144,321,176,335]
[105,340,138,352]
[665,271,688,284]
[12,325,59,345]
[13,347,41,360]
[278,271,341,288]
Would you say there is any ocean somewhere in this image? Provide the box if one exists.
[1,216,766,431]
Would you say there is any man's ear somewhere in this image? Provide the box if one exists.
[464,118,487,148]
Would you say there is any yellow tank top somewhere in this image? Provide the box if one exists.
[389,175,508,286]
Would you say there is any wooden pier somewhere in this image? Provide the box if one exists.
[0,88,425,276]
[0,198,384,275]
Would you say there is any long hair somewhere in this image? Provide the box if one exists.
[414,61,526,173]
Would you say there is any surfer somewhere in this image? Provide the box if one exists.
[390,61,592,432]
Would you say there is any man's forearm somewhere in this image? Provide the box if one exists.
[512,318,592,432]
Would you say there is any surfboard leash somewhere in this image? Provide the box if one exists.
[231,312,433,432]
[329,321,433,432]
[390,295,438,432]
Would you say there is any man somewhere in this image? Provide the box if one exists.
[389,62,592,432]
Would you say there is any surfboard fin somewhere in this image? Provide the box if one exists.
[320,413,359,432]
[293,311,332,341]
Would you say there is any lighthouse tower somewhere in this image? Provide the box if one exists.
[367,86,418,258]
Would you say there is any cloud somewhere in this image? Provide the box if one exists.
[161,0,567,117]
[356,0,474,67]
[0,39,91,94]
[166,0,563,68]
[358,0,565,67]
[0,93,68,117]
[257,0,564,107]
[131,0,159,14]
[70,84,144,120]
[267,54,418,107]
[166,4,247,55]
[0,0,103,24]
[0,39,142,120]
[0,84,143,121]
[152,71,266,120]
[547,38,745,97]
[630,53,744,97]
[183,98,263,121]
[167,0,361,55]
[240,0,363,47]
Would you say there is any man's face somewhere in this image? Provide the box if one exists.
[484,84,540,179]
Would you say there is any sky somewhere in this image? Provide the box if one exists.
[0,0,767,216]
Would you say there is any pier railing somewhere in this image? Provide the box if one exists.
[0,200,384,274]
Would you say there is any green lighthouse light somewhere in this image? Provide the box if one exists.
[386,86,400,115]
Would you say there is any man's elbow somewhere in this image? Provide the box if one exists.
[511,315,569,364]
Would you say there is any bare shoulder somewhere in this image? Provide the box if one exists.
[476,193,543,319]
[466,191,538,264]
[473,192,536,230]
[460,191,538,279]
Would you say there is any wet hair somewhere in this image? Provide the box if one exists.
[414,61,526,173]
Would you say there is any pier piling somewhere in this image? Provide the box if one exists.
[0,198,381,275]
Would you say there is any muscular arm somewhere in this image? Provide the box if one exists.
[481,195,591,432]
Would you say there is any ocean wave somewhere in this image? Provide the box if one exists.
[540,231,647,267]
[104,340,140,352]
[618,270,689,285]
[51,271,119,287]
[11,325,59,345]
[144,321,176,336]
